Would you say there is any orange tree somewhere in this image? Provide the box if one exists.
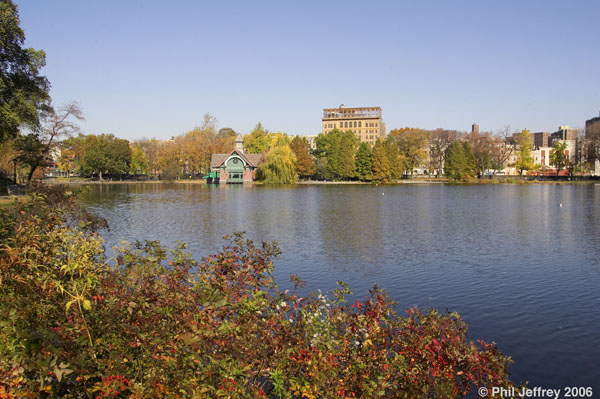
[0,188,517,398]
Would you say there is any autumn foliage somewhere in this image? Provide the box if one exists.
[0,188,515,398]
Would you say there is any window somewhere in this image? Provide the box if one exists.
[358,121,362,127]
[354,121,357,128]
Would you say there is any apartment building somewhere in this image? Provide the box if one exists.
[585,111,600,140]
[322,105,386,146]
[586,111,600,175]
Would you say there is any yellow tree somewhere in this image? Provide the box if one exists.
[515,129,534,175]
[257,145,297,183]
[129,144,149,176]
[57,146,76,179]
[371,138,391,182]
[268,131,291,150]
[390,128,429,176]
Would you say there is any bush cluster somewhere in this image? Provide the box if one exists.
[0,189,515,398]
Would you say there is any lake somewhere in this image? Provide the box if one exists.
[79,182,600,391]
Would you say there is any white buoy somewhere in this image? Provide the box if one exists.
[559,203,563,207]
[381,192,384,195]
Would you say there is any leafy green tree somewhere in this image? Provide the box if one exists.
[337,131,358,179]
[290,136,314,179]
[550,140,569,176]
[371,138,391,182]
[313,157,331,180]
[77,134,132,180]
[314,132,333,174]
[515,129,534,175]
[355,142,372,181]
[314,129,358,180]
[390,128,429,176]
[257,144,297,183]
[445,141,476,181]
[244,122,270,154]
[0,0,51,143]
[13,133,46,182]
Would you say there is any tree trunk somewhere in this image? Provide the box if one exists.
[99,170,103,182]
[26,167,35,185]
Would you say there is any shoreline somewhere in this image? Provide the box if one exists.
[3,177,599,192]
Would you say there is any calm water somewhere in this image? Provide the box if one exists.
[79,183,600,390]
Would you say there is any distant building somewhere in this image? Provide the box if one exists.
[530,139,576,172]
[533,132,551,148]
[585,111,600,175]
[322,105,386,146]
[304,135,319,151]
[431,128,458,142]
[551,125,578,142]
[471,123,479,135]
[209,135,263,184]
[532,146,554,169]
[585,111,600,140]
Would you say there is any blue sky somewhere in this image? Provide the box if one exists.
[16,0,600,140]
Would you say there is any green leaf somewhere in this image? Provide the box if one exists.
[83,299,91,311]
[54,366,62,382]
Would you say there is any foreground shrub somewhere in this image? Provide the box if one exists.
[0,190,515,398]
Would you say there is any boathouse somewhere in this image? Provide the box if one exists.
[208,135,263,183]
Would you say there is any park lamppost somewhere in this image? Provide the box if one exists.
[12,158,18,185]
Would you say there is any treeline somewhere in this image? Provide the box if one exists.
[2,111,580,184]
[59,114,236,181]
[239,127,432,184]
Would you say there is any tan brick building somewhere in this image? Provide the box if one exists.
[322,106,386,146]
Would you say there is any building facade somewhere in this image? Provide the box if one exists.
[551,125,578,142]
[586,111,600,175]
[209,135,263,183]
[533,132,551,148]
[322,106,386,146]
[585,111,600,140]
